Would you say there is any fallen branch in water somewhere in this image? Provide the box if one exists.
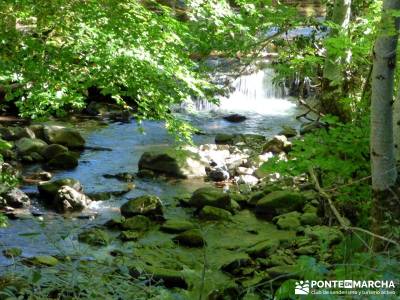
[308,166,400,248]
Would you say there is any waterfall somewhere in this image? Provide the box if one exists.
[184,67,296,116]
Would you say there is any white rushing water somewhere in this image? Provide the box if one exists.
[217,68,294,115]
[186,67,296,116]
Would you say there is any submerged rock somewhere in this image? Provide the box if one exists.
[138,148,207,178]
[173,229,205,247]
[54,186,91,212]
[199,205,232,221]
[2,247,22,258]
[160,219,196,233]
[44,125,85,149]
[24,255,59,267]
[130,266,188,289]
[120,195,163,220]
[121,215,152,232]
[189,187,231,210]
[119,230,142,241]
[78,228,111,246]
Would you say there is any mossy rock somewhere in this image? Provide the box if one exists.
[2,247,22,258]
[138,148,206,178]
[130,266,188,289]
[246,240,280,257]
[199,205,232,221]
[255,191,307,217]
[120,195,163,219]
[160,219,195,233]
[15,137,47,155]
[304,225,343,246]
[119,230,142,241]
[173,229,205,247]
[25,255,59,267]
[274,212,301,230]
[189,187,231,210]
[38,178,82,201]
[45,152,79,170]
[121,215,152,232]
[44,125,85,149]
[78,228,111,246]
[41,144,68,160]
[104,216,125,229]
[300,212,321,226]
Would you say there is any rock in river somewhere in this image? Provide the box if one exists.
[38,178,82,201]
[44,125,85,149]
[138,148,207,178]
[15,138,47,155]
[1,188,30,208]
[120,195,163,220]
[223,114,247,123]
[189,187,231,210]
[54,185,91,213]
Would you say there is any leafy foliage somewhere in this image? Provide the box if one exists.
[261,117,371,224]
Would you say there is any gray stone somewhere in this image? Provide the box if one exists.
[138,148,206,178]
[2,188,30,208]
[54,185,91,212]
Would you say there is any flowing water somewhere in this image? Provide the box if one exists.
[0,67,303,267]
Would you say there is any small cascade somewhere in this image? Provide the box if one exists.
[184,67,296,116]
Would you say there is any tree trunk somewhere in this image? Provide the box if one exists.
[371,0,400,250]
[320,0,352,121]
[393,85,400,161]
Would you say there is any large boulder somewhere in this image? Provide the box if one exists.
[138,148,206,178]
[189,187,231,209]
[41,144,68,160]
[43,125,85,149]
[54,186,91,212]
[15,138,47,155]
[2,188,30,208]
[38,178,82,201]
[120,195,163,219]
[255,191,307,217]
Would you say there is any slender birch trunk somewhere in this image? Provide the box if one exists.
[371,0,400,249]
[320,0,352,121]
[393,86,400,161]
